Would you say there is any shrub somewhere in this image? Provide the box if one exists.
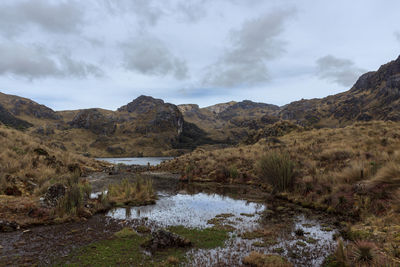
[56,175,91,217]
[257,151,296,192]
[367,162,400,192]
[348,241,379,266]
[107,178,155,205]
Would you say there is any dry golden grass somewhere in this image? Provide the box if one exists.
[0,125,105,196]
[160,121,400,263]
[107,178,156,206]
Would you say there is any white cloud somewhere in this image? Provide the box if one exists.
[316,55,366,87]
[0,0,84,37]
[122,37,188,80]
[0,43,103,80]
[202,9,295,88]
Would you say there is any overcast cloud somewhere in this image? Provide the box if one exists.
[0,0,84,37]
[122,36,188,80]
[395,31,400,43]
[0,0,399,110]
[0,43,102,80]
[316,55,366,87]
[202,9,295,87]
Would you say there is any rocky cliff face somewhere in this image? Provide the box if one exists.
[69,109,116,136]
[204,101,237,114]
[279,55,400,126]
[0,92,60,120]
[118,96,184,135]
[0,104,32,129]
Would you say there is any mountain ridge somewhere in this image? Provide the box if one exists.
[1,55,399,155]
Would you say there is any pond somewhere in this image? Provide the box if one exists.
[96,157,174,166]
[106,184,337,266]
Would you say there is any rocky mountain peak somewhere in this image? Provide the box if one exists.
[178,104,199,113]
[117,95,165,114]
[204,101,237,114]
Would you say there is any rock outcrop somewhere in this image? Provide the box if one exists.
[69,109,116,136]
[142,229,192,251]
[0,104,32,129]
[280,55,400,126]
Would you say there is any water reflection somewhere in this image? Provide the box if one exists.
[96,157,174,166]
[107,192,265,228]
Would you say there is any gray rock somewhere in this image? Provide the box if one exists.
[142,229,191,251]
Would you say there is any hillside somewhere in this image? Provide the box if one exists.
[1,55,400,156]
[0,94,215,157]
[280,55,400,126]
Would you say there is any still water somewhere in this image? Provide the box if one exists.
[96,157,174,166]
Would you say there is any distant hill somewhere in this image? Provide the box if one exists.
[1,55,399,155]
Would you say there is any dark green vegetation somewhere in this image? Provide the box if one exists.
[257,151,296,192]
[60,226,229,266]
[167,226,229,249]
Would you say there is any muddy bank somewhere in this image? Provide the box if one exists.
[0,215,127,266]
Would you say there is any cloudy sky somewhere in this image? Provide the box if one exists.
[0,0,399,110]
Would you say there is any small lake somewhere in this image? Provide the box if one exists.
[108,192,265,228]
[96,157,174,166]
[106,185,337,267]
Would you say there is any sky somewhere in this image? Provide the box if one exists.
[0,0,399,111]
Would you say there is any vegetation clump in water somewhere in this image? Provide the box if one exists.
[107,178,156,206]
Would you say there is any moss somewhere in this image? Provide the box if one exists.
[241,230,265,240]
[59,232,186,266]
[306,237,318,244]
[215,213,234,218]
[168,226,229,249]
[240,213,255,217]
[114,227,137,238]
[272,247,285,254]
[296,241,307,247]
[60,225,230,266]
[136,225,151,233]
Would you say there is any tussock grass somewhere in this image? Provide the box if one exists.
[107,178,156,206]
[257,151,296,192]
[0,125,104,196]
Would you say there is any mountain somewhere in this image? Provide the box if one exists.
[0,104,32,129]
[1,55,399,155]
[0,94,213,157]
[280,55,400,126]
[178,100,280,143]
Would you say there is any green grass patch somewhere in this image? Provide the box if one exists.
[241,230,265,240]
[168,226,229,249]
[59,231,186,267]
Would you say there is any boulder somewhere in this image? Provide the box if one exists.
[142,229,191,251]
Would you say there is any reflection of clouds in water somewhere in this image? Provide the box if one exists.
[95,157,174,166]
[107,193,265,228]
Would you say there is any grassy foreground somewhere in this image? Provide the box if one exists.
[60,226,229,266]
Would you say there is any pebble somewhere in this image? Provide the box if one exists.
[0,245,3,249]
